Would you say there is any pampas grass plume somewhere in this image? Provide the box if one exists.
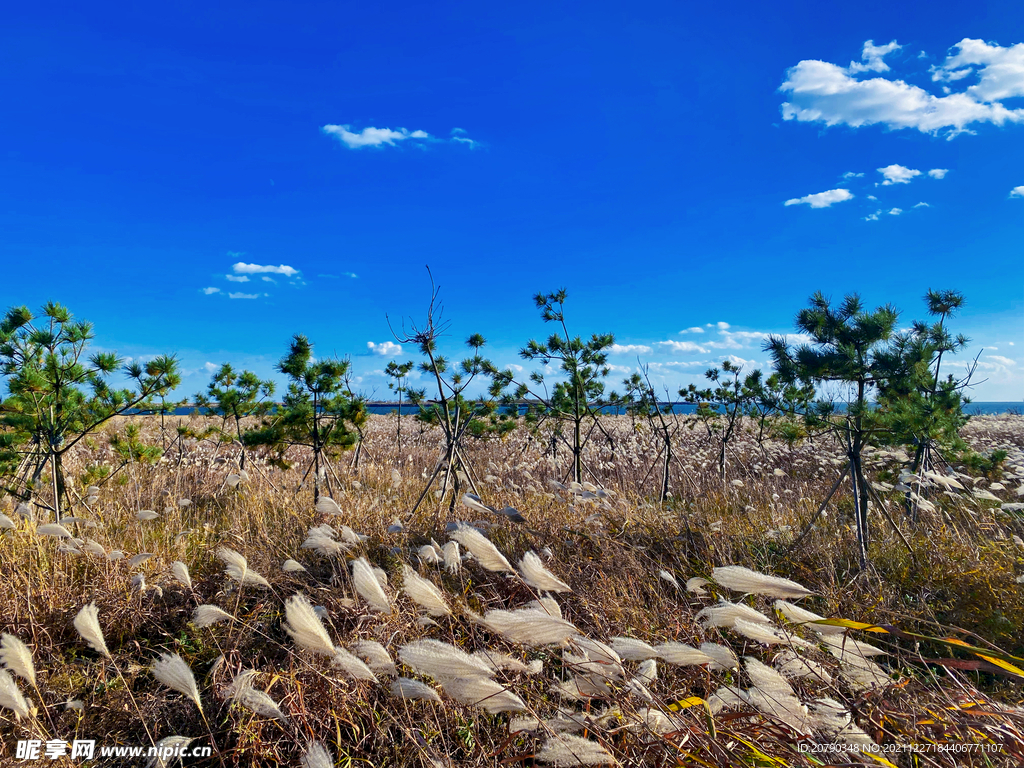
[193,605,234,628]
[537,733,617,766]
[284,594,336,658]
[391,677,441,702]
[0,634,36,687]
[518,551,571,592]
[74,603,110,657]
[0,669,33,720]
[151,652,203,712]
[170,561,192,590]
[352,557,392,614]
[301,741,334,768]
[331,647,379,683]
[399,639,494,680]
[400,564,450,617]
[712,566,813,599]
[449,524,513,573]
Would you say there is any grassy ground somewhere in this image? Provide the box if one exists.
[1,413,1023,767]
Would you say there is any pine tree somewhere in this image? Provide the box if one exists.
[0,302,180,517]
[194,363,276,469]
[242,335,365,502]
[765,292,898,568]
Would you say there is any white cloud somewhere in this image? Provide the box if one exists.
[344,272,358,278]
[610,343,653,355]
[889,208,903,215]
[878,164,921,185]
[723,354,757,367]
[261,276,276,283]
[226,274,250,282]
[452,136,479,148]
[842,171,864,179]
[1010,186,1024,198]
[656,341,708,354]
[201,287,221,295]
[233,262,299,277]
[780,38,1024,136]
[679,326,704,334]
[932,39,1024,102]
[988,355,1016,367]
[607,364,633,374]
[367,341,403,356]
[864,210,881,221]
[203,362,218,374]
[322,124,431,149]
[228,292,261,300]
[784,188,854,208]
[928,168,949,179]
[867,194,878,200]
[913,202,930,208]
[847,40,902,74]
[715,321,730,330]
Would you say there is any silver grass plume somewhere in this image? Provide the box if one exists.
[774,600,845,634]
[609,637,658,661]
[0,669,33,720]
[570,637,624,678]
[284,594,336,658]
[654,642,713,667]
[224,669,288,721]
[819,633,887,659]
[439,677,527,713]
[686,577,710,595]
[193,605,234,628]
[712,565,813,599]
[744,656,795,697]
[526,596,563,619]
[472,650,534,674]
[658,570,680,590]
[398,639,494,680]
[536,733,617,766]
[170,561,192,590]
[0,634,36,687]
[37,523,74,538]
[775,648,833,684]
[448,524,513,573]
[731,618,814,647]
[0,512,15,530]
[695,599,772,629]
[282,559,307,573]
[350,641,397,676]
[151,652,203,712]
[390,677,441,702]
[518,551,571,592]
[634,659,657,685]
[400,564,451,616]
[217,547,270,588]
[130,553,155,567]
[301,525,349,557]
[301,741,335,768]
[706,685,749,714]
[351,557,393,614]
[480,608,579,647]
[315,496,343,516]
[416,544,441,566]
[74,603,110,657]
[331,647,378,683]
[699,642,739,671]
[443,541,461,573]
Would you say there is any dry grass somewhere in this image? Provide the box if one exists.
[1,412,1023,767]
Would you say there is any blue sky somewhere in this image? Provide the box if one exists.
[1,0,1022,400]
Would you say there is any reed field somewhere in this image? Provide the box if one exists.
[1,411,1023,767]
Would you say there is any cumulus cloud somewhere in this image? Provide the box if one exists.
[784,188,854,208]
[913,202,930,208]
[228,292,262,300]
[864,210,881,221]
[367,341,403,356]
[889,208,903,215]
[928,168,949,179]
[988,355,1016,367]
[610,343,653,355]
[233,262,299,277]
[656,341,708,354]
[1010,186,1024,198]
[202,287,221,295]
[842,171,864,179]
[226,275,250,282]
[878,164,921,185]
[679,326,704,334]
[780,38,1024,137]
[322,124,430,149]
[847,39,902,74]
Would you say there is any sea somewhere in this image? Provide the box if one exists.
[151,401,1023,417]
